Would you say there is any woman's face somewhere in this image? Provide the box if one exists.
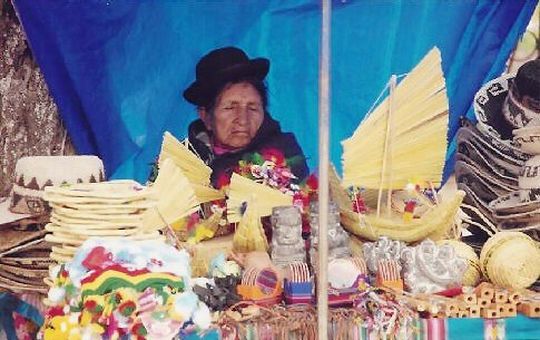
[201,82,264,149]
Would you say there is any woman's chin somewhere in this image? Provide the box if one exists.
[225,137,252,149]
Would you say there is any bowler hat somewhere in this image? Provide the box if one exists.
[183,47,269,107]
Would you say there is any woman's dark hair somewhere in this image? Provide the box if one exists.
[202,77,268,115]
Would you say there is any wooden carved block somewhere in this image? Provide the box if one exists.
[494,290,508,304]
[458,309,469,318]
[459,293,477,305]
[517,302,540,318]
[508,291,522,304]
[481,308,500,319]
[467,305,480,318]
[443,302,459,315]
[477,297,491,308]
[475,282,495,301]
[502,303,517,318]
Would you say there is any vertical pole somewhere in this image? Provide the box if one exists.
[318,0,331,339]
[385,75,397,216]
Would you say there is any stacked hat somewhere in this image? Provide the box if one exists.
[0,155,105,228]
[43,180,164,263]
[456,59,540,247]
[0,156,105,294]
[0,228,52,293]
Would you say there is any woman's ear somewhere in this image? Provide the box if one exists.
[198,107,212,131]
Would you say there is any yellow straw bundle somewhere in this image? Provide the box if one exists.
[480,231,540,290]
[159,131,213,185]
[232,197,269,253]
[342,47,448,190]
[437,239,482,286]
[226,173,293,223]
[142,158,200,230]
[159,132,225,203]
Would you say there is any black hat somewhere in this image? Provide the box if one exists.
[183,47,270,107]
[474,59,540,140]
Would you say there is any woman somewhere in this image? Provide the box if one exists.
[183,46,309,187]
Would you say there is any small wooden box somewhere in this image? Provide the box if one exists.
[467,305,481,318]
[459,293,477,305]
[502,303,517,318]
[475,282,495,301]
[481,308,500,319]
[508,291,522,304]
[517,302,540,318]
[477,297,491,308]
[458,309,469,318]
[494,291,508,304]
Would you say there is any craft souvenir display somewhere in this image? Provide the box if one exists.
[142,158,200,230]
[233,198,269,253]
[226,173,293,223]
[188,235,234,277]
[513,125,540,155]
[456,61,540,246]
[9,156,105,215]
[237,266,282,305]
[375,259,403,291]
[270,206,305,267]
[309,201,350,266]
[327,258,367,307]
[334,48,464,242]
[455,121,528,184]
[283,262,313,305]
[473,62,539,142]
[159,131,213,186]
[193,254,241,311]
[42,238,211,339]
[362,237,405,273]
[0,227,51,293]
[43,180,164,263]
[480,231,540,289]
[436,239,482,287]
[401,239,467,294]
[0,155,105,226]
[488,155,540,240]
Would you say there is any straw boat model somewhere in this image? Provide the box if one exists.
[338,47,464,242]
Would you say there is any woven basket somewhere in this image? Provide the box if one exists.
[480,231,540,289]
[437,239,481,286]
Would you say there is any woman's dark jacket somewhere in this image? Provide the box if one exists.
[188,114,309,187]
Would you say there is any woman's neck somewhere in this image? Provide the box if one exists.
[212,138,243,156]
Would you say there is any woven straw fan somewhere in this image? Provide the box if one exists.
[159,131,212,185]
[159,131,224,202]
[233,196,269,253]
[226,173,293,223]
[342,47,448,191]
[142,158,200,230]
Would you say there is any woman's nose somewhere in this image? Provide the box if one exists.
[235,106,249,124]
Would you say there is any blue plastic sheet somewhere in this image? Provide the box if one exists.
[13,0,537,183]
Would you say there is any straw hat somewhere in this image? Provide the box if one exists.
[437,239,482,287]
[490,155,540,213]
[479,231,540,289]
[474,59,540,141]
[457,120,528,170]
[0,155,105,226]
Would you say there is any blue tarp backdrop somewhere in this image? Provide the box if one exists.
[13,0,538,183]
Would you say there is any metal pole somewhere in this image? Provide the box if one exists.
[317,0,331,339]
